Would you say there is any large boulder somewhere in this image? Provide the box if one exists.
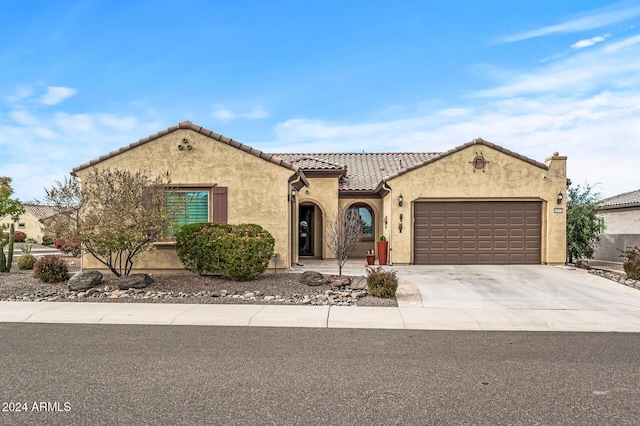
[298,271,327,286]
[117,273,154,290]
[68,270,103,291]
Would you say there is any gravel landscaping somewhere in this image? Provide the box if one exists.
[0,256,397,307]
[588,268,640,290]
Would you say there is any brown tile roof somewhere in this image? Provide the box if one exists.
[287,156,346,171]
[71,122,548,194]
[276,152,439,191]
[24,204,60,221]
[0,204,60,222]
[276,138,548,192]
[599,189,640,210]
[72,121,301,175]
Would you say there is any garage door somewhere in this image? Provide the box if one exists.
[414,201,541,264]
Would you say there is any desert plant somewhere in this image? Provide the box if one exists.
[366,266,398,298]
[45,169,173,276]
[326,206,363,275]
[17,254,37,270]
[378,235,387,241]
[54,235,81,257]
[33,255,70,283]
[620,246,640,280]
[175,222,275,281]
[20,244,32,255]
[41,234,54,246]
[0,223,16,273]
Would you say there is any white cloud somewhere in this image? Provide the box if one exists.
[264,87,640,198]
[604,33,640,52]
[475,34,640,98]
[571,34,610,49]
[39,86,78,106]
[212,104,268,121]
[9,110,37,125]
[5,85,34,103]
[54,113,94,133]
[97,114,138,131]
[500,4,640,43]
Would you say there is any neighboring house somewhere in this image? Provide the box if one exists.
[72,121,567,273]
[0,204,59,243]
[593,189,640,263]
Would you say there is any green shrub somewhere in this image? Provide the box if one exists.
[366,266,398,298]
[41,235,54,246]
[17,254,37,270]
[620,246,640,280]
[33,255,69,283]
[175,222,275,281]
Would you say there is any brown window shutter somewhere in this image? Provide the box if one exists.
[212,187,228,223]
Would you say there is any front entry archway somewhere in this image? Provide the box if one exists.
[299,205,314,256]
[299,203,324,258]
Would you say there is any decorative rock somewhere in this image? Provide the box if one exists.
[298,271,327,286]
[328,275,351,287]
[350,276,367,290]
[68,270,103,291]
[117,273,154,290]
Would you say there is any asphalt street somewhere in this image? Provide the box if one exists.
[1,324,639,425]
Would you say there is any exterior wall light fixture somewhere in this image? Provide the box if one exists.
[398,194,403,207]
[557,192,563,205]
[289,187,297,201]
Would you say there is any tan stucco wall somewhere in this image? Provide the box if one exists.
[0,212,46,243]
[385,146,567,265]
[75,128,296,274]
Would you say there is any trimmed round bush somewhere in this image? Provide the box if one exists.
[366,266,398,298]
[17,254,37,270]
[175,222,275,281]
[41,235,54,246]
[33,255,70,283]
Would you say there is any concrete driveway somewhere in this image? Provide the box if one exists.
[397,265,640,311]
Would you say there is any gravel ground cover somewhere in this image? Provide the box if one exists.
[0,256,397,307]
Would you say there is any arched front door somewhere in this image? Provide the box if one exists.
[299,205,314,256]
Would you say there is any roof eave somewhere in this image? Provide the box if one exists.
[72,121,300,175]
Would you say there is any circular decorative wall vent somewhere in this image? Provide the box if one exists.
[470,152,489,172]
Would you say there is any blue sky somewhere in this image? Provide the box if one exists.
[1,0,639,201]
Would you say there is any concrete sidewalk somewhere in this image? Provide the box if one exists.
[2,259,640,332]
[3,300,640,332]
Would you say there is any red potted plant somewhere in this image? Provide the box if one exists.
[366,249,376,265]
[377,236,389,265]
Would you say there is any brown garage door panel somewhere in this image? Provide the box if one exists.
[414,201,542,265]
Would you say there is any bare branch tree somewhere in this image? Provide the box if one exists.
[326,205,362,275]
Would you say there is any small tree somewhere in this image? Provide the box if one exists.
[44,175,82,256]
[326,206,362,275]
[0,177,25,272]
[567,182,602,264]
[46,168,172,276]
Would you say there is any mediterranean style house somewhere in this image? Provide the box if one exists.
[0,204,58,243]
[72,121,568,273]
[593,189,640,263]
